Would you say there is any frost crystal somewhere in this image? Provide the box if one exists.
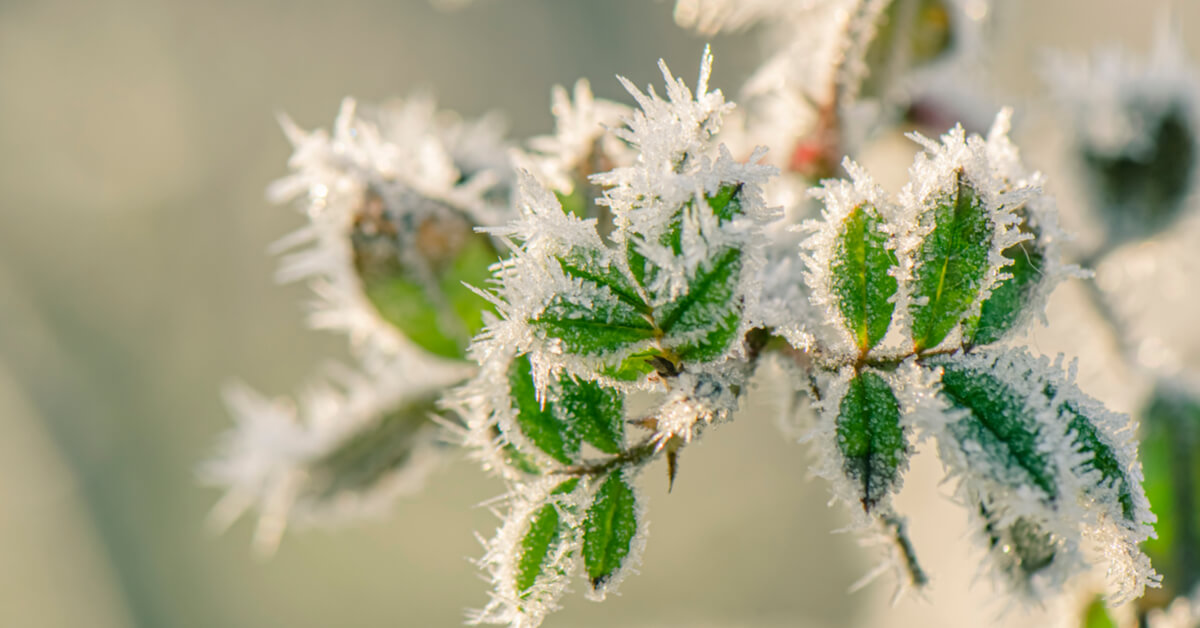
[519,80,634,195]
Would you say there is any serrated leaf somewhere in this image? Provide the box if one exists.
[659,247,743,360]
[938,362,1058,498]
[582,472,639,590]
[510,354,580,464]
[515,502,563,596]
[556,377,625,454]
[532,294,656,356]
[307,395,439,499]
[969,235,1042,346]
[831,204,899,352]
[910,170,993,352]
[836,371,907,512]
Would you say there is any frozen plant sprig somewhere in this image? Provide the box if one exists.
[206,30,1160,628]
[795,110,1155,605]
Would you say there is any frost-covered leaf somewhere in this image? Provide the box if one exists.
[925,349,1157,602]
[307,396,439,500]
[515,478,583,599]
[516,502,565,595]
[909,170,993,352]
[470,478,584,627]
[1048,30,1200,245]
[830,204,898,353]
[510,354,580,464]
[556,378,625,455]
[836,370,907,512]
[582,471,640,594]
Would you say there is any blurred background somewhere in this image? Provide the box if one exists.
[2,1,1199,626]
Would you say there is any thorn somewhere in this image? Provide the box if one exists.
[665,436,683,493]
[628,416,658,431]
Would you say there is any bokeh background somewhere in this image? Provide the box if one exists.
[2,1,1199,626]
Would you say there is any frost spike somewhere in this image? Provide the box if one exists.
[836,370,907,512]
[582,471,640,593]
[830,204,898,353]
[909,169,993,353]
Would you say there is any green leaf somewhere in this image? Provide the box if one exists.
[509,354,580,464]
[531,294,656,357]
[937,362,1058,498]
[969,234,1043,346]
[659,247,743,361]
[910,170,993,352]
[515,502,562,596]
[836,371,907,512]
[582,472,639,590]
[556,377,625,454]
[307,395,439,499]
[830,204,899,352]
